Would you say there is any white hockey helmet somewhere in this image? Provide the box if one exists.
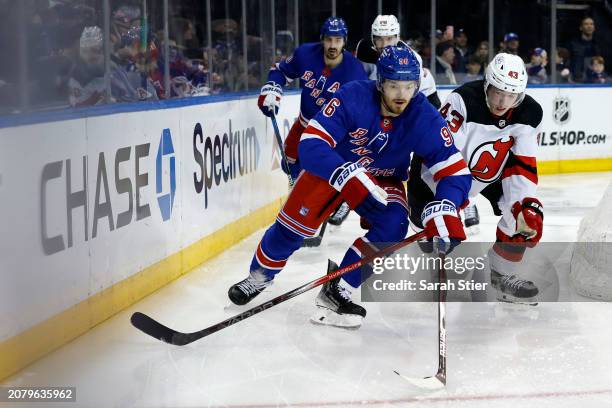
[371,15,400,45]
[80,26,103,64]
[80,26,103,50]
[484,53,527,107]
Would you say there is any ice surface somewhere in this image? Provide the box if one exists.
[3,172,612,407]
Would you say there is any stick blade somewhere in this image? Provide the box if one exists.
[131,312,181,345]
[394,371,446,390]
[301,236,322,247]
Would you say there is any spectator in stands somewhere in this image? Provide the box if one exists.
[110,26,159,102]
[27,2,84,107]
[160,39,210,97]
[110,4,141,52]
[68,26,106,107]
[460,55,483,83]
[585,56,608,84]
[170,17,202,59]
[405,30,426,54]
[440,26,454,44]
[501,32,519,56]
[435,40,457,85]
[453,28,471,73]
[202,48,227,94]
[555,47,572,83]
[211,18,246,92]
[409,32,431,61]
[526,48,548,84]
[569,16,601,82]
[474,41,489,73]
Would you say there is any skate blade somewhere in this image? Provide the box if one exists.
[309,307,363,329]
[465,225,480,236]
[496,291,538,306]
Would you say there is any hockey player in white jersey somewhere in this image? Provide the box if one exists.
[408,53,544,304]
[355,15,441,109]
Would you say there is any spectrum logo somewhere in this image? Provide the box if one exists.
[156,128,176,221]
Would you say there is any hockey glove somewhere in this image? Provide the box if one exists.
[329,162,387,220]
[421,199,466,254]
[257,81,282,117]
[511,197,543,247]
[281,157,301,180]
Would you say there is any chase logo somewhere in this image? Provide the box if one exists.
[156,128,176,221]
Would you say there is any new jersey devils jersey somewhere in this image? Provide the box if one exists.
[298,80,471,208]
[268,42,367,126]
[421,80,543,235]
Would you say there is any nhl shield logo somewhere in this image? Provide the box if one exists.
[553,96,570,125]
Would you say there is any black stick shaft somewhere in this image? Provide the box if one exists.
[131,231,427,345]
[270,115,294,186]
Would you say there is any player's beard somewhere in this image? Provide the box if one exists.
[381,93,408,116]
[325,48,340,61]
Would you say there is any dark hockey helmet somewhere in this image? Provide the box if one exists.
[320,17,348,40]
[376,45,420,90]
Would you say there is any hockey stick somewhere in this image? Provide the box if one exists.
[301,220,328,247]
[270,114,295,187]
[395,252,447,390]
[131,230,427,346]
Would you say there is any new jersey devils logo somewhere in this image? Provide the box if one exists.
[468,136,514,183]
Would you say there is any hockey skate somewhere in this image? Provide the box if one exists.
[310,260,366,329]
[328,202,351,226]
[463,204,480,235]
[228,269,273,305]
[491,269,539,306]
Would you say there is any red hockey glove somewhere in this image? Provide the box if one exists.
[511,197,544,247]
[257,81,282,117]
[329,162,387,220]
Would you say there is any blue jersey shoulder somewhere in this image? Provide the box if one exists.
[403,92,446,129]
[334,79,377,107]
[294,42,323,61]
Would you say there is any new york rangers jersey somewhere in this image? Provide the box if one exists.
[421,80,543,235]
[298,80,471,208]
[268,42,367,126]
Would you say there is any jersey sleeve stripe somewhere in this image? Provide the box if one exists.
[301,120,337,148]
[298,111,309,127]
[502,154,538,184]
[427,152,464,175]
[513,154,537,167]
[502,166,538,184]
[432,160,470,182]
